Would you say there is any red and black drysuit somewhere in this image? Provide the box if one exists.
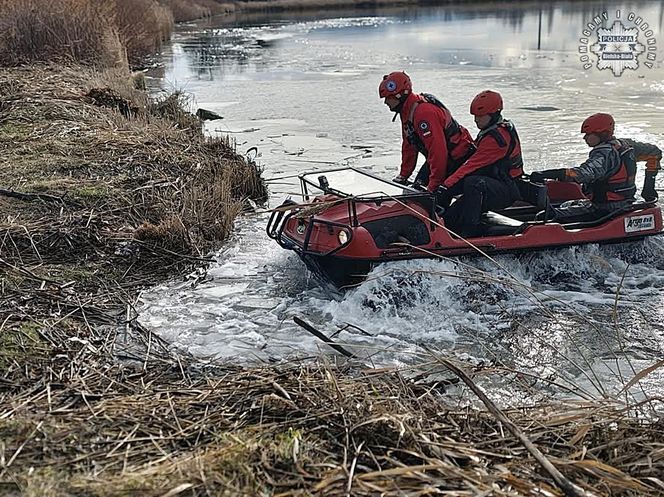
[397,92,475,192]
[442,118,524,237]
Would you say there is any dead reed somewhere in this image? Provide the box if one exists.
[0,62,271,492]
[234,0,413,13]
[0,0,228,68]
[161,0,212,22]
[0,0,124,67]
[1,318,663,497]
[113,0,175,65]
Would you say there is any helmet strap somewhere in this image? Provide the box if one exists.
[392,95,406,116]
[488,111,502,127]
[599,132,614,142]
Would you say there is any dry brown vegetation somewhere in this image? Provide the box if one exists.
[0,0,123,67]
[0,64,266,266]
[2,323,664,497]
[0,60,267,383]
[0,63,272,494]
[234,0,412,13]
[0,0,233,67]
[114,0,175,65]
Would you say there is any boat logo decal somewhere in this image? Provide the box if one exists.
[624,213,655,233]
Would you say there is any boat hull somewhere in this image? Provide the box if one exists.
[267,168,664,288]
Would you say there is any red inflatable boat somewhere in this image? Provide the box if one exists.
[267,167,663,287]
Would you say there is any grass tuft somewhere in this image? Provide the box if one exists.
[0,0,231,68]
[0,0,124,67]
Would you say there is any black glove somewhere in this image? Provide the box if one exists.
[529,169,566,183]
[411,179,427,191]
[641,170,659,201]
[434,185,453,209]
[392,175,409,185]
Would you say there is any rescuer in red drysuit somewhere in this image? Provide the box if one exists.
[439,90,524,237]
[379,71,475,192]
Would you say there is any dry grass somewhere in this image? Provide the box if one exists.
[113,0,174,65]
[0,0,125,67]
[0,64,266,266]
[234,0,413,12]
[0,64,271,494]
[0,0,230,68]
[160,0,212,22]
[1,330,663,497]
[148,89,201,130]
[162,0,236,21]
[134,216,191,253]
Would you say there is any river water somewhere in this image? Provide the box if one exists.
[141,1,664,404]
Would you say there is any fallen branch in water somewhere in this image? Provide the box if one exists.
[293,316,357,359]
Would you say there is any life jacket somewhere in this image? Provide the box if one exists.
[592,139,637,203]
[404,93,475,168]
[475,120,524,179]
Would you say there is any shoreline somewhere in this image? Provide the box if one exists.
[230,0,562,13]
[1,64,662,497]
[1,2,663,494]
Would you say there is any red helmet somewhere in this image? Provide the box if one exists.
[581,113,615,135]
[470,90,503,116]
[379,71,412,99]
